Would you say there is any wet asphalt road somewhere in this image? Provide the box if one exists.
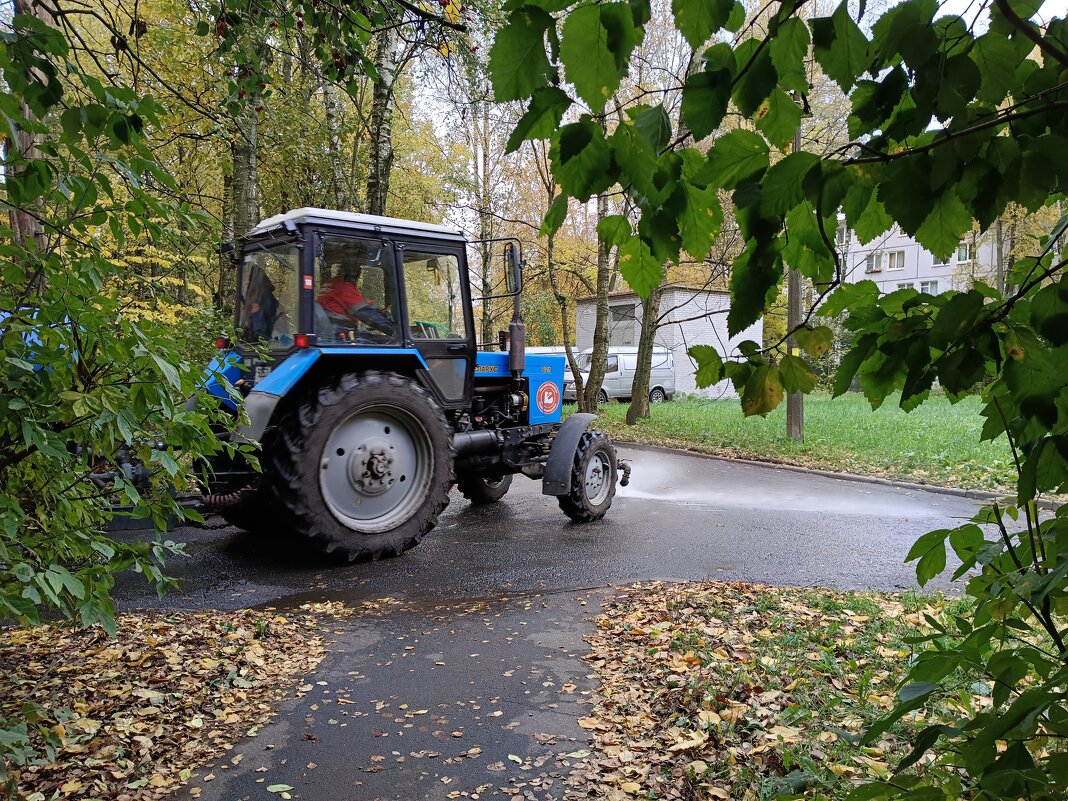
[135,446,980,801]
[116,445,978,613]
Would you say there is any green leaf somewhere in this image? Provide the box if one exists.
[915,191,972,263]
[700,129,769,190]
[770,17,811,92]
[741,364,785,416]
[821,280,879,317]
[681,71,729,141]
[631,104,672,151]
[671,0,734,50]
[811,2,872,93]
[688,344,723,387]
[898,682,940,703]
[540,194,568,237]
[732,39,778,117]
[760,152,820,217]
[560,4,637,111]
[506,88,572,153]
[679,180,723,259]
[794,325,833,358]
[550,120,616,201]
[754,89,802,150]
[618,236,663,299]
[489,7,554,102]
[597,214,632,247]
[779,354,818,394]
[905,529,949,586]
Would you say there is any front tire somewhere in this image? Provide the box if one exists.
[265,372,452,561]
[558,430,617,523]
[458,473,513,505]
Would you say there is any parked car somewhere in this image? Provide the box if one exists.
[563,346,675,404]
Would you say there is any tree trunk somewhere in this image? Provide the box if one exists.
[580,193,613,412]
[8,0,50,282]
[218,171,235,310]
[231,107,258,239]
[626,283,664,424]
[547,229,584,401]
[365,27,399,216]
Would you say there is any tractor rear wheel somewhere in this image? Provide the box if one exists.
[458,473,513,505]
[266,372,452,561]
[557,430,617,523]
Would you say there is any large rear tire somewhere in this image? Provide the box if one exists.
[265,372,452,561]
[458,473,513,505]
[558,430,617,523]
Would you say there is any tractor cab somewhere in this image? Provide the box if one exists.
[200,208,626,563]
[231,208,478,410]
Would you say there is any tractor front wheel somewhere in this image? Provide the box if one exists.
[558,430,617,523]
[458,473,513,505]
[266,372,452,561]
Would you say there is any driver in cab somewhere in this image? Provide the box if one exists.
[317,265,394,338]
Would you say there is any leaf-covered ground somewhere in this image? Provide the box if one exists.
[576,392,1016,492]
[0,601,363,800]
[567,581,965,801]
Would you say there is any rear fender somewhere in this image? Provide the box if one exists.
[239,347,429,442]
[541,413,595,496]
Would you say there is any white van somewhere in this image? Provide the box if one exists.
[563,347,675,403]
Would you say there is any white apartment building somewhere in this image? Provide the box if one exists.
[838,222,995,295]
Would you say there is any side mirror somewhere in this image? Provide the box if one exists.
[503,242,522,295]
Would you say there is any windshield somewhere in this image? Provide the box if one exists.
[237,243,299,349]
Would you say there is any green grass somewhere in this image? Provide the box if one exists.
[575,391,1015,492]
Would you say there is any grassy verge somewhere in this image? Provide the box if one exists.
[576,392,1014,492]
[573,582,967,801]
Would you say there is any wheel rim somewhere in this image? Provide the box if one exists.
[651,389,665,403]
[583,450,612,506]
[318,404,432,534]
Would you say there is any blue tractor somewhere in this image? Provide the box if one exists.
[198,208,627,560]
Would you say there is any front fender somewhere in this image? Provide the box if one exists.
[237,347,431,442]
[541,413,596,496]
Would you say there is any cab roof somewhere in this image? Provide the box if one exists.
[250,208,466,242]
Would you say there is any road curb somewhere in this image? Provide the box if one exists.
[616,441,1060,511]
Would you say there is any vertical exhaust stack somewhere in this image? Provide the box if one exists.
[509,318,525,377]
[505,242,525,379]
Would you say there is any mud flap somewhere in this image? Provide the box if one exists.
[541,413,596,496]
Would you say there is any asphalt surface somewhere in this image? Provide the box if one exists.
[115,445,979,613]
[117,446,980,801]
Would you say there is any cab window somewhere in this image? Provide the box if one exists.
[606,355,619,373]
[401,250,466,340]
[238,243,299,349]
[315,237,398,344]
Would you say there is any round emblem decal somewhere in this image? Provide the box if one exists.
[536,382,561,415]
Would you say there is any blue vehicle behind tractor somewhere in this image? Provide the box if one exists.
[198,208,627,560]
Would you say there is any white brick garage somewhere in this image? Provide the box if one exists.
[575,285,762,398]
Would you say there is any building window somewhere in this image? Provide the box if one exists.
[933,252,949,267]
[865,253,882,273]
[608,304,636,347]
[920,280,939,295]
[887,250,906,270]
[956,242,972,263]
[836,224,848,246]
[897,282,913,290]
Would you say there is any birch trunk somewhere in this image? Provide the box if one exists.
[580,192,613,412]
[365,27,399,216]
